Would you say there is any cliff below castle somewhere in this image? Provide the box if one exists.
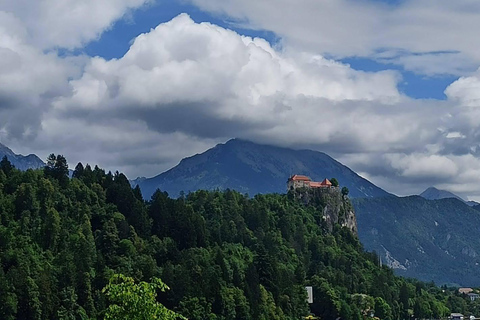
[290,187,358,235]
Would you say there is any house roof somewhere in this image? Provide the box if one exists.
[289,175,311,181]
[309,182,323,187]
[320,178,332,186]
[459,288,474,294]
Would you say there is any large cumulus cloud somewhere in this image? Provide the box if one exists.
[0,0,150,147]
[47,14,411,176]
[0,11,80,141]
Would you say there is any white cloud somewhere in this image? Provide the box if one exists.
[56,14,401,114]
[30,115,219,177]
[0,0,150,143]
[56,14,401,109]
[446,132,465,139]
[379,52,477,76]
[1,0,151,49]
[385,153,459,180]
[0,0,153,143]
[337,152,480,200]
[188,0,480,76]
[445,68,480,107]
[0,10,83,140]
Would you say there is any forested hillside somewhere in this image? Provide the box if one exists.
[0,156,477,319]
[353,196,480,286]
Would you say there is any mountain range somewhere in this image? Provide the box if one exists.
[4,139,480,285]
[0,142,44,171]
[133,139,391,200]
[353,195,480,286]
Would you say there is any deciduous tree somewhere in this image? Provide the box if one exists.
[102,274,184,320]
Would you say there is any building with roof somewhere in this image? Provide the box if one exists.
[287,175,333,191]
[468,293,479,301]
[459,288,474,294]
[287,175,312,189]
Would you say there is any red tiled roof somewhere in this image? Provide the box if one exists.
[320,178,332,186]
[309,182,323,187]
[289,175,311,181]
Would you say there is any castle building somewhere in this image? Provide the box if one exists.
[287,175,333,190]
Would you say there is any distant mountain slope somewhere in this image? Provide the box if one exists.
[352,196,480,286]
[420,187,464,201]
[0,142,44,170]
[420,187,479,206]
[135,139,391,200]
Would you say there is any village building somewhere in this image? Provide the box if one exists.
[468,293,480,301]
[451,313,464,320]
[459,288,474,294]
[287,175,333,191]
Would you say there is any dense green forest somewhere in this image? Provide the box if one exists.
[0,155,479,320]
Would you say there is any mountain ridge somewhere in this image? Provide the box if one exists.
[134,138,392,200]
[420,186,479,206]
[0,142,45,171]
[352,195,480,286]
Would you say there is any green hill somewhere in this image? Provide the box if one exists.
[0,157,476,319]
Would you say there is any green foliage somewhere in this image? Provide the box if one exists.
[73,162,84,179]
[44,154,69,186]
[351,293,375,316]
[0,156,14,175]
[102,274,183,320]
[375,297,393,320]
[330,178,339,187]
[0,160,472,320]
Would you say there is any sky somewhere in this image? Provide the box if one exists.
[3,0,480,200]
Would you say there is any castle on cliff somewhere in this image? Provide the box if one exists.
[287,175,333,191]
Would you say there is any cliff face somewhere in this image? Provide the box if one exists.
[292,187,358,235]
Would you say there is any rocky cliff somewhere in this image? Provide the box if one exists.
[291,187,357,235]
